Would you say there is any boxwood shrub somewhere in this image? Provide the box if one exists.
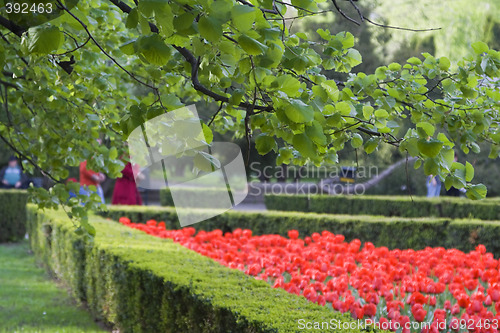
[264,194,500,220]
[27,206,379,333]
[160,187,230,206]
[0,189,28,242]
[101,206,500,258]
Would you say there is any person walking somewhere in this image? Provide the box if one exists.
[111,162,143,205]
[79,160,106,203]
[0,156,28,189]
[426,175,441,197]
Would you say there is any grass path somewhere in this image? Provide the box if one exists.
[0,240,109,333]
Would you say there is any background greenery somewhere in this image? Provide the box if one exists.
[0,189,27,242]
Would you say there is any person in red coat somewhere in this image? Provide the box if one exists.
[112,162,143,205]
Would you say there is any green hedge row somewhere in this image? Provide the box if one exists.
[101,206,500,258]
[160,187,229,206]
[0,190,28,242]
[264,194,500,220]
[28,206,376,333]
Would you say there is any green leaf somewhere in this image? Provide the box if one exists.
[23,25,62,55]
[470,142,480,154]
[402,137,420,156]
[229,90,244,106]
[440,147,455,170]
[199,16,223,43]
[238,34,268,55]
[126,8,139,29]
[466,184,487,200]
[423,158,439,176]
[364,137,379,154]
[471,41,489,55]
[374,109,388,118]
[345,49,362,68]
[194,151,221,172]
[135,34,170,65]
[276,147,293,165]
[174,12,197,35]
[465,161,474,182]
[278,76,301,96]
[439,57,451,71]
[255,134,276,155]
[362,106,374,119]
[388,62,402,71]
[437,133,454,148]
[320,81,339,101]
[201,123,213,144]
[231,5,256,32]
[293,133,316,159]
[414,159,422,170]
[120,40,136,55]
[416,122,435,136]
[305,121,327,145]
[284,100,314,123]
[336,101,352,116]
[155,4,174,37]
[109,147,118,160]
[407,57,422,65]
[417,139,443,158]
[351,133,363,148]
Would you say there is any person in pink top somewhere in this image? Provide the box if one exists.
[111,162,142,205]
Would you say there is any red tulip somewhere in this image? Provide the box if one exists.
[287,230,299,240]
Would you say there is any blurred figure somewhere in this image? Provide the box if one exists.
[0,156,28,189]
[66,177,78,199]
[112,162,142,205]
[446,153,466,197]
[426,175,441,197]
[79,160,106,203]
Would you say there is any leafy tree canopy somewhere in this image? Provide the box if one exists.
[0,0,499,234]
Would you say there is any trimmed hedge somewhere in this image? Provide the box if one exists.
[264,194,500,220]
[0,189,28,242]
[27,206,378,333]
[160,187,229,206]
[101,205,500,258]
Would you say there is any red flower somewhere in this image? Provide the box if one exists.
[118,217,130,224]
[288,230,299,240]
[411,304,427,322]
[457,294,470,308]
[118,216,500,330]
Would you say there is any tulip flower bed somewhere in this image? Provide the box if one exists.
[120,216,500,333]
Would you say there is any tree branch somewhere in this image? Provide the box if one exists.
[235,0,278,15]
[57,0,156,90]
[331,0,360,25]
[0,79,18,89]
[0,15,24,37]
[107,0,274,112]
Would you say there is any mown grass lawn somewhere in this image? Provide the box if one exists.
[0,240,109,333]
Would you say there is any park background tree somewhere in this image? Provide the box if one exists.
[0,0,499,234]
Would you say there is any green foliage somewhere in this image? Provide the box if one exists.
[27,206,379,333]
[1,0,500,230]
[264,194,500,220]
[159,187,230,206]
[0,190,28,242]
[101,205,500,258]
